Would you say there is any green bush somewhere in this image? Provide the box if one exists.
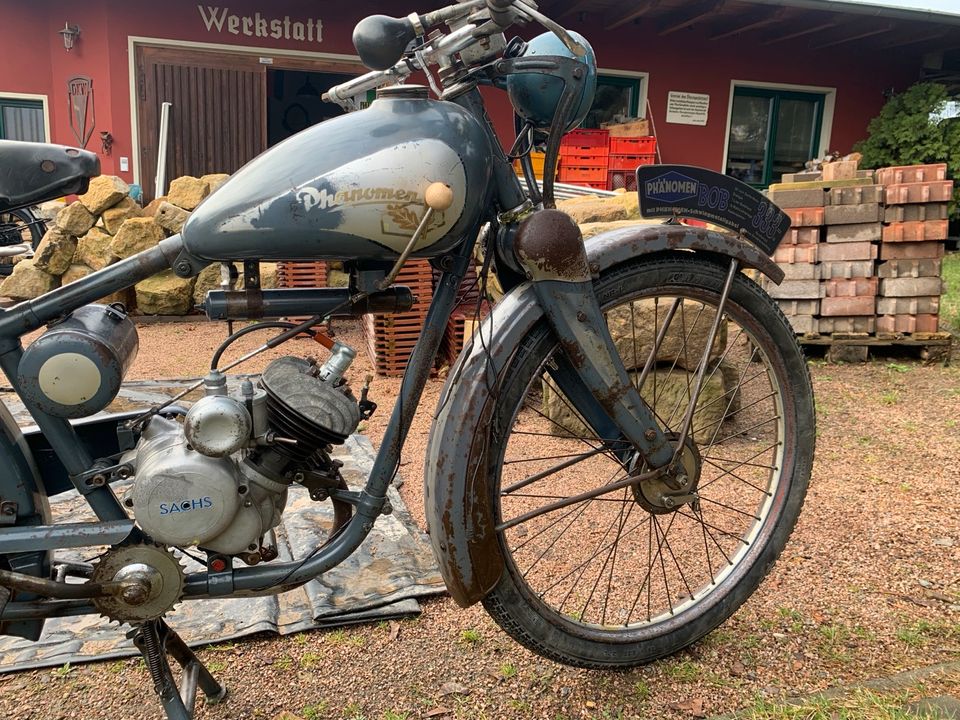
[854,82,960,217]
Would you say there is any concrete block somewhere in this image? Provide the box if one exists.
[774,243,817,264]
[777,299,820,315]
[780,171,823,184]
[768,188,826,208]
[818,242,878,262]
[879,241,945,260]
[824,203,881,225]
[785,314,817,334]
[875,163,947,185]
[784,227,821,244]
[779,262,819,280]
[883,203,949,223]
[820,296,876,316]
[876,259,942,278]
[822,160,858,181]
[765,280,824,300]
[769,178,874,192]
[879,277,942,297]
[785,207,824,227]
[825,222,882,243]
[827,185,884,205]
[882,220,949,242]
[876,296,940,315]
[876,314,939,334]
[824,277,878,297]
[819,260,876,279]
[885,181,954,205]
[817,316,876,334]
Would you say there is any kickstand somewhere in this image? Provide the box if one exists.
[130,619,228,720]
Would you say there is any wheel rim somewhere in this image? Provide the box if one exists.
[494,280,791,641]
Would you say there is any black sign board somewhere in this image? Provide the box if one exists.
[635,164,790,256]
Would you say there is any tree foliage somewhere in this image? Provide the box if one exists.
[854,82,960,216]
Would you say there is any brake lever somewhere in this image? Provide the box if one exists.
[512,1,586,57]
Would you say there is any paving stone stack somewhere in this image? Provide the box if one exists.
[765,161,953,340]
[875,163,951,334]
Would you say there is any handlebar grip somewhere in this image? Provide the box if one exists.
[353,15,418,71]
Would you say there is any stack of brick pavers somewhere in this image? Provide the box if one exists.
[276,261,329,324]
[764,161,952,358]
[361,259,434,377]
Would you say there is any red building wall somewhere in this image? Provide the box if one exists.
[0,0,922,185]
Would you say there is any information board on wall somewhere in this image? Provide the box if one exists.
[665,91,710,126]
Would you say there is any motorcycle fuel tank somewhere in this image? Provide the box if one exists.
[181,87,493,262]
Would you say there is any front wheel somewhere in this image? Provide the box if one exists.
[481,254,815,668]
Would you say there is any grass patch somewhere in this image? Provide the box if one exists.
[742,686,943,719]
[942,251,960,331]
[460,628,482,645]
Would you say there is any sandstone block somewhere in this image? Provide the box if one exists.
[101,196,142,234]
[79,175,129,214]
[32,228,77,275]
[55,201,96,236]
[201,173,230,194]
[61,263,93,285]
[111,217,164,259]
[142,197,167,217]
[76,227,119,271]
[192,262,240,305]
[135,270,197,315]
[155,202,191,234]
[167,176,209,210]
[0,259,59,299]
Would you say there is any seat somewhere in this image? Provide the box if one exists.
[0,140,100,213]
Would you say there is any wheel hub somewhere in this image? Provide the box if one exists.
[631,432,702,514]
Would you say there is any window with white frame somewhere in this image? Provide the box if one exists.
[0,97,45,142]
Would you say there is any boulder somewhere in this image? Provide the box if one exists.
[605,299,727,372]
[55,201,96,236]
[327,269,349,288]
[101,196,142,234]
[135,270,197,315]
[63,264,132,306]
[111,217,164,259]
[192,262,240,305]
[167,176,209,210]
[541,364,728,444]
[0,259,59,299]
[79,175,129,215]
[142,197,167,217]
[76,227,119,271]
[579,218,660,239]
[557,191,641,225]
[201,173,230,194]
[154,201,191,234]
[32,227,77,275]
[260,262,278,289]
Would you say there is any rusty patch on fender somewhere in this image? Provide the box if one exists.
[514,210,591,282]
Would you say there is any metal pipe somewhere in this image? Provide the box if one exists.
[155,101,173,198]
[203,287,414,321]
[0,520,133,553]
[0,567,136,600]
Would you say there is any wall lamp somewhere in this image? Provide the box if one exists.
[100,131,113,156]
[58,23,81,51]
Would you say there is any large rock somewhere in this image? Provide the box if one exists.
[76,227,119,271]
[557,191,641,225]
[154,201,191,234]
[62,263,131,306]
[201,173,230,194]
[142,197,167,217]
[135,270,197,315]
[192,262,238,305]
[167,176,209,210]
[101,196,142,234]
[55,201,95,236]
[111,217,164,259]
[32,227,77,275]
[260,262,278,289]
[79,175,129,215]
[606,299,727,372]
[0,259,59,299]
[541,364,728,444]
[579,218,661,239]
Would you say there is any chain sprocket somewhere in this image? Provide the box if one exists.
[91,544,185,624]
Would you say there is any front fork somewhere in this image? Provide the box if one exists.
[512,210,734,488]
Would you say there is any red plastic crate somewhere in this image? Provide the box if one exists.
[560,128,609,149]
[607,170,638,192]
[609,153,656,171]
[609,136,657,154]
[558,166,607,183]
[559,151,608,168]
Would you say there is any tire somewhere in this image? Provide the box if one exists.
[0,208,44,249]
[481,254,815,668]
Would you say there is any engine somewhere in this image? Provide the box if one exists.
[124,346,362,562]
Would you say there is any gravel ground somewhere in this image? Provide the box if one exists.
[1,319,959,720]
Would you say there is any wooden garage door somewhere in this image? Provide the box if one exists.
[136,45,267,201]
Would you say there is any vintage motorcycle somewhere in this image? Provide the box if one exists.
[0,0,814,717]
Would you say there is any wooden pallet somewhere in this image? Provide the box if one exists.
[798,331,952,364]
[277,261,328,287]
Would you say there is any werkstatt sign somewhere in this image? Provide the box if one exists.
[198,6,323,43]
[665,91,710,126]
